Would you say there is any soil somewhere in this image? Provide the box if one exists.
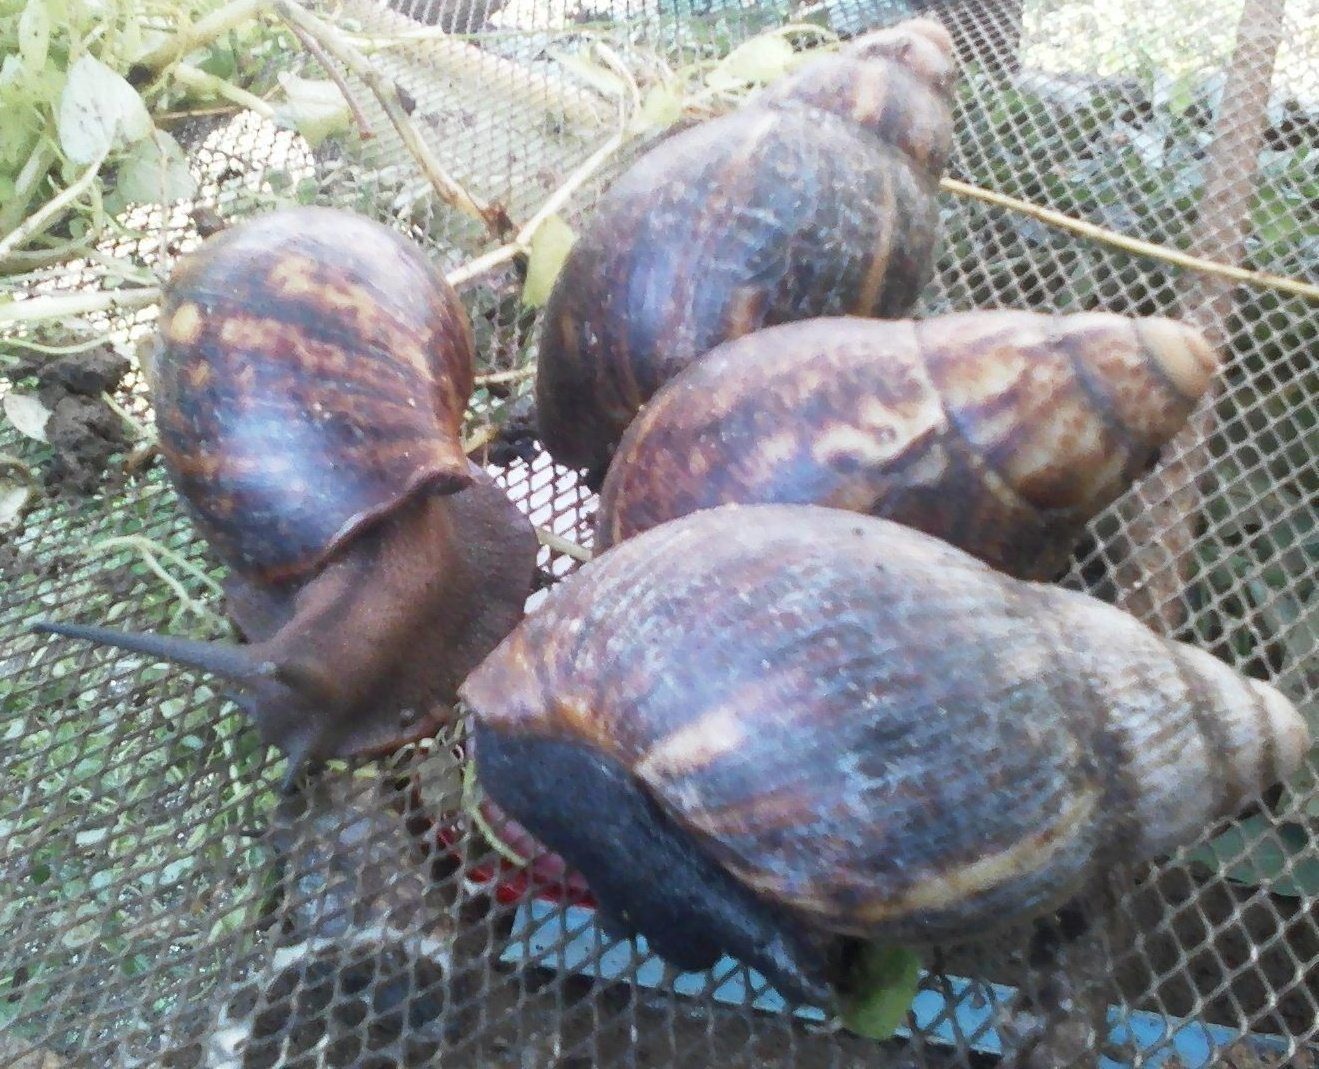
[9,346,134,498]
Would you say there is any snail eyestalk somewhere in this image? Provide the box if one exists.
[30,620,283,688]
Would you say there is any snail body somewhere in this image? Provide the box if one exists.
[36,208,537,772]
[461,505,1309,1007]
[597,311,1220,579]
[535,19,957,480]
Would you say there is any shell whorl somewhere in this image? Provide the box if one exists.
[152,207,476,583]
[759,18,956,175]
[462,505,1307,943]
[596,311,1220,578]
[534,18,957,476]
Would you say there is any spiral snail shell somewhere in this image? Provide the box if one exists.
[35,207,537,773]
[535,18,957,480]
[596,311,1220,579]
[461,504,1309,1007]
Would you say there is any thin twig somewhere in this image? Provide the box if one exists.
[282,19,377,139]
[444,242,521,289]
[514,123,627,248]
[0,148,110,261]
[474,366,536,386]
[0,287,161,326]
[156,104,244,125]
[461,423,500,455]
[940,177,1319,302]
[275,0,511,239]
[535,527,592,563]
[99,393,151,440]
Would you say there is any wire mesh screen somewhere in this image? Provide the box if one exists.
[1,0,1315,1066]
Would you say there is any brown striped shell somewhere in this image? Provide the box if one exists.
[32,208,539,772]
[153,206,475,583]
[597,312,1220,579]
[461,505,1308,1005]
[534,18,957,479]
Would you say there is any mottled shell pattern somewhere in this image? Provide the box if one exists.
[152,206,476,583]
[463,505,1308,948]
[597,311,1220,579]
[534,18,957,476]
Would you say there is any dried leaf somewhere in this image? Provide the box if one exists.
[273,73,351,148]
[3,391,51,442]
[551,49,629,99]
[116,131,197,204]
[0,453,35,529]
[57,54,152,163]
[705,35,796,91]
[522,214,576,309]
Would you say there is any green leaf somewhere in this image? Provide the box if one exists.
[57,54,152,163]
[634,85,684,133]
[1186,815,1319,898]
[116,131,196,204]
[273,73,351,148]
[18,0,51,75]
[839,944,921,1040]
[705,35,797,92]
[521,214,576,309]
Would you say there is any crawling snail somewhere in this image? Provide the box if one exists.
[34,207,537,774]
[460,504,1309,1008]
[597,311,1219,579]
[535,18,957,481]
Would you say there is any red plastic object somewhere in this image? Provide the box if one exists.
[437,796,597,909]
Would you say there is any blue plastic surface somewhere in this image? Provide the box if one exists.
[500,899,1292,1068]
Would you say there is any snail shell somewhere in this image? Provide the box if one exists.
[35,208,537,773]
[535,18,957,480]
[597,311,1220,579]
[461,504,1308,1006]
[154,205,476,581]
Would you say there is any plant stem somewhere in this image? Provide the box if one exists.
[0,238,98,275]
[461,423,499,455]
[137,0,271,72]
[474,366,535,386]
[172,63,276,118]
[156,104,244,125]
[275,0,511,239]
[939,177,1319,302]
[90,535,226,627]
[0,287,161,327]
[99,393,151,440]
[535,527,592,563]
[0,141,59,236]
[514,122,627,248]
[0,149,110,262]
[445,243,521,289]
[281,18,377,139]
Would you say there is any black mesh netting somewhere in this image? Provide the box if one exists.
[1,1,1315,1066]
